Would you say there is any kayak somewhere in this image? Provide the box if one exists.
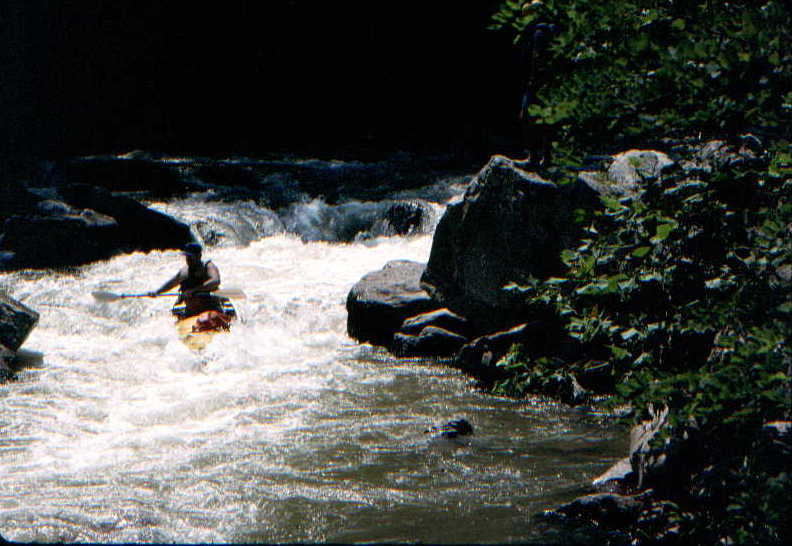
[172,298,236,351]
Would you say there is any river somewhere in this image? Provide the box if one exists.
[0,154,626,543]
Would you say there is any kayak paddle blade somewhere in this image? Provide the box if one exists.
[91,291,124,302]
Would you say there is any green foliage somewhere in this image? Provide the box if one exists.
[491,142,790,542]
[488,3,790,538]
[490,0,791,152]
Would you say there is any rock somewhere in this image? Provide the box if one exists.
[543,373,589,406]
[0,294,39,351]
[453,322,545,384]
[58,184,194,252]
[425,418,474,448]
[1,184,194,270]
[579,149,674,198]
[62,156,187,196]
[422,156,578,331]
[346,260,440,347]
[554,493,642,529]
[0,343,14,381]
[0,213,119,269]
[382,201,429,236]
[425,418,474,438]
[592,457,636,493]
[193,163,262,189]
[690,137,766,172]
[391,326,468,357]
[575,361,616,394]
[400,308,469,336]
[608,150,674,185]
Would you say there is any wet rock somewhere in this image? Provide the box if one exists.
[58,184,194,252]
[1,207,119,269]
[0,343,14,381]
[426,418,473,438]
[193,163,262,189]
[346,260,440,347]
[400,308,469,337]
[453,322,545,383]
[542,373,589,406]
[391,326,468,357]
[421,155,577,332]
[381,200,429,236]
[61,155,187,197]
[0,293,40,352]
[554,493,642,529]
[425,418,474,448]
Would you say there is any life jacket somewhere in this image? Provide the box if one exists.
[180,260,214,293]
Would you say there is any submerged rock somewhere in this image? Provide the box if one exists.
[346,260,440,347]
[425,418,474,448]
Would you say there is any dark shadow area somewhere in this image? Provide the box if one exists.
[3,0,523,170]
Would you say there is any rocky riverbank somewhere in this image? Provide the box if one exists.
[346,135,791,543]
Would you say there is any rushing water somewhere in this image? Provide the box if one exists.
[0,157,627,543]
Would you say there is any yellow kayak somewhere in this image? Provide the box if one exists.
[173,298,236,351]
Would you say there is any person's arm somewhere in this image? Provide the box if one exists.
[183,262,221,296]
[148,268,186,297]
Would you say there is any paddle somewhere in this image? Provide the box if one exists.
[92,288,247,302]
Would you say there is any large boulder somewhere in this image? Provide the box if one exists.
[0,186,194,270]
[58,184,194,253]
[421,156,581,332]
[0,294,39,352]
[346,260,440,347]
[1,204,119,269]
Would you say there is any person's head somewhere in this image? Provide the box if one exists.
[182,242,203,265]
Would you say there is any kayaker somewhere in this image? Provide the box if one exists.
[149,242,223,317]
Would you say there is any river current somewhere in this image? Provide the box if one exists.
[0,155,626,543]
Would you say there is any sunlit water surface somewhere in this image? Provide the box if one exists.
[1,195,626,543]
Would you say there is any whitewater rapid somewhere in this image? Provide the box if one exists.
[0,173,626,543]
